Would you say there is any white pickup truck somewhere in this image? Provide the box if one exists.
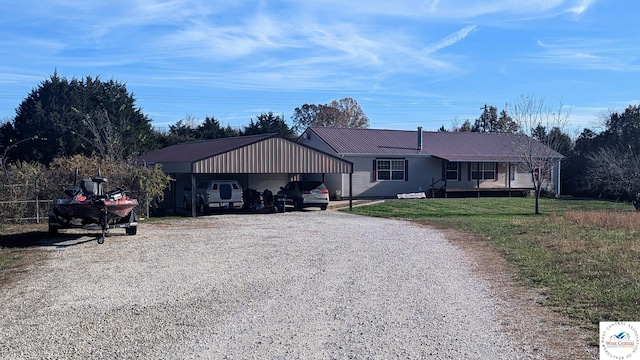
[183,180,244,213]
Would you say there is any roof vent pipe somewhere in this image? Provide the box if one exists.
[417,126,423,150]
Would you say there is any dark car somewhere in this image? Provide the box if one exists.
[277,181,329,210]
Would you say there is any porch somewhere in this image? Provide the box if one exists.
[428,160,539,198]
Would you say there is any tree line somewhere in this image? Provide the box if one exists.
[0,74,369,165]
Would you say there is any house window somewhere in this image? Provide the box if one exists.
[377,159,405,181]
[471,162,496,180]
[446,162,459,181]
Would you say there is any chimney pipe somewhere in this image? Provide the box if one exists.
[417,126,423,150]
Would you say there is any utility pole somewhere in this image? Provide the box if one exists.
[481,104,488,133]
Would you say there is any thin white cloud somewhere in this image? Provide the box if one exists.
[0,0,615,128]
[424,25,477,54]
[346,0,596,19]
[566,0,595,15]
[422,0,441,13]
[533,38,639,71]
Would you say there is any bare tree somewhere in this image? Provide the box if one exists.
[509,95,569,214]
[73,108,126,161]
[587,148,640,210]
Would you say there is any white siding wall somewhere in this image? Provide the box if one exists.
[335,155,440,198]
[509,162,561,194]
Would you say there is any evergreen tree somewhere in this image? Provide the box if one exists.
[242,111,295,138]
[5,72,156,164]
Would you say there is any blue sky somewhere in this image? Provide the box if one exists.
[1,0,638,134]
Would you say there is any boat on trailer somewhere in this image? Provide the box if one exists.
[48,170,138,244]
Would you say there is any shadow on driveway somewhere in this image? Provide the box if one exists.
[0,231,95,249]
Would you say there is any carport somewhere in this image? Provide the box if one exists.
[137,133,354,216]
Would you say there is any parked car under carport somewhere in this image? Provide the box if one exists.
[277,181,330,210]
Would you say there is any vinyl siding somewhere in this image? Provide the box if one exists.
[333,155,439,198]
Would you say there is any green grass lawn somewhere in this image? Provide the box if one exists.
[349,197,640,343]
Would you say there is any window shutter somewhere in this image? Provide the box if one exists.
[405,159,409,181]
[372,159,377,182]
[457,162,461,181]
[468,163,471,181]
[441,160,446,180]
[495,162,498,181]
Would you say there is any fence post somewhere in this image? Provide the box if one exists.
[35,179,40,223]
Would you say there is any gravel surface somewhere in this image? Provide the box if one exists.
[2,211,547,359]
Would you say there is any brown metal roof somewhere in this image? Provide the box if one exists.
[308,127,563,162]
[137,133,353,174]
[137,134,275,164]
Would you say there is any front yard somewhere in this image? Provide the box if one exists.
[349,197,640,344]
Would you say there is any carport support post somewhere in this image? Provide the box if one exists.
[191,173,196,217]
[349,173,353,212]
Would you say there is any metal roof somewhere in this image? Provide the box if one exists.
[137,133,353,174]
[307,127,563,162]
[137,134,274,164]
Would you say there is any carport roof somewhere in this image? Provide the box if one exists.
[137,134,275,163]
[137,133,353,174]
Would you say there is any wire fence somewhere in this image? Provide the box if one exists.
[0,199,53,224]
[1,181,152,225]
[1,181,53,224]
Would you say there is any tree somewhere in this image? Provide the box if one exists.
[290,103,322,133]
[601,105,640,153]
[5,72,156,164]
[291,97,369,133]
[473,105,518,133]
[509,95,569,215]
[496,109,519,133]
[455,119,473,132]
[327,98,370,128]
[160,115,241,147]
[546,127,573,156]
[47,155,173,217]
[76,108,126,161]
[198,116,239,139]
[575,105,640,206]
[0,160,46,225]
[164,118,199,145]
[587,148,640,210]
[561,128,597,197]
[242,111,295,138]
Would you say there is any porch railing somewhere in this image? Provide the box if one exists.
[430,177,446,198]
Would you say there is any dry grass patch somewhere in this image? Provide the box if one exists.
[564,210,640,231]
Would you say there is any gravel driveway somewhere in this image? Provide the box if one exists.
[2,210,542,359]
